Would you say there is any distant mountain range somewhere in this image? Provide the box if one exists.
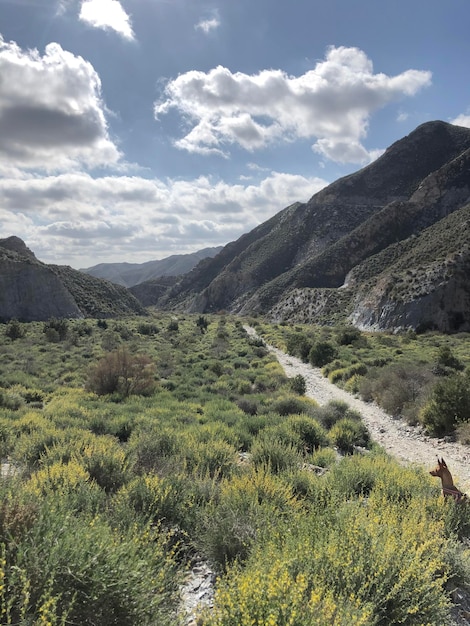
[145,120,470,333]
[2,121,470,332]
[80,247,223,287]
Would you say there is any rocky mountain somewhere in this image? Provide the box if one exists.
[81,246,223,287]
[0,236,145,322]
[154,121,470,332]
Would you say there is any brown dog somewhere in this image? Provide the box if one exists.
[430,457,466,503]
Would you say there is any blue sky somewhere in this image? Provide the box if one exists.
[1,0,469,268]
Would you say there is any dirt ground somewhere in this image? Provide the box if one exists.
[246,326,470,491]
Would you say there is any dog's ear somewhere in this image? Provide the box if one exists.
[441,458,447,468]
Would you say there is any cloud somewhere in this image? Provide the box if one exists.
[1,170,327,266]
[79,0,135,41]
[451,113,470,128]
[155,46,432,164]
[0,36,121,171]
[195,13,221,34]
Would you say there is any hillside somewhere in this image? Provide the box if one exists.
[0,236,145,321]
[81,246,223,287]
[156,121,470,332]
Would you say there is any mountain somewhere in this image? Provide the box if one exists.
[156,121,470,332]
[0,236,145,322]
[81,246,223,287]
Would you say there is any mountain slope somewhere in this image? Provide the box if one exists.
[0,237,145,321]
[159,121,470,319]
[269,201,470,331]
[154,121,470,331]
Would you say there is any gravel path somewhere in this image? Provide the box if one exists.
[246,326,470,491]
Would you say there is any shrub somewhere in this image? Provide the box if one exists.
[137,323,159,336]
[236,398,258,415]
[183,437,237,478]
[43,318,69,342]
[114,475,176,525]
[167,319,179,332]
[359,364,433,418]
[335,325,361,345]
[129,428,181,474]
[4,319,25,340]
[87,347,155,397]
[311,446,338,468]
[286,332,312,362]
[289,374,306,395]
[283,414,328,453]
[25,460,92,498]
[0,501,180,626]
[436,345,464,371]
[250,435,301,473]
[329,418,370,454]
[420,371,470,436]
[199,468,298,569]
[271,396,312,417]
[196,316,209,334]
[79,436,130,493]
[309,341,337,367]
[0,389,25,411]
[316,400,358,430]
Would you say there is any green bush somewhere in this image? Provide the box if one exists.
[0,500,180,626]
[4,319,25,340]
[282,414,328,453]
[286,332,312,362]
[79,436,130,493]
[309,341,337,367]
[420,371,470,436]
[250,435,301,473]
[436,345,464,371]
[271,395,313,417]
[329,418,370,454]
[43,318,69,342]
[316,400,360,430]
[289,374,306,395]
[199,468,299,569]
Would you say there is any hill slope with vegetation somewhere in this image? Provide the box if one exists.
[1,314,470,624]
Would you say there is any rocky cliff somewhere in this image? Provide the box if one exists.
[0,237,145,321]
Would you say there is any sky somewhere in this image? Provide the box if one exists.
[1,0,469,269]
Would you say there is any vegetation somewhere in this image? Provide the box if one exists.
[257,320,470,438]
[0,315,469,624]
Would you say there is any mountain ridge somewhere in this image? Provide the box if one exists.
[81,246,223,287]
[150,120,470,332]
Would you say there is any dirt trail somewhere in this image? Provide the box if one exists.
[246,326,470,490]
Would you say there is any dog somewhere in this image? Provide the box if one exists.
[429,457,467,503]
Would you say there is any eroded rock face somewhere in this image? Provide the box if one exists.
[0,238,145,321]
[0,248,82,322]
[350,267,470,333]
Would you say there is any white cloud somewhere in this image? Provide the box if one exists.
[155,46,432,164]
[195,14,221,34]
[451,113,470,128]
[1,170,327,266]
[0,36,120,171]
[79,0,135,41]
